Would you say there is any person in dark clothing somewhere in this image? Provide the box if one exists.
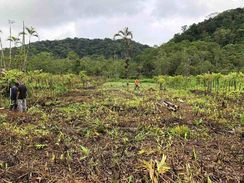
[10,82,19,111]
[17,83,28,112]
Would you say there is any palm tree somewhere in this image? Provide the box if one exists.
[23,26,38,71]
[19,21,27,51]
[0,30,5,68]
[114,27,133,85]
[7,36,14,68]
[26,26,38,45]
[7,36,21,69]
[10,36,20,47]
[8,20,15,69]
[18,21,28,71]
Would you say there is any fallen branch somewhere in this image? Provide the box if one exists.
[156,100,179,112]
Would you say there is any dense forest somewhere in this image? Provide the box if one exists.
[136,41,244,77]
[26,38,149,59]
[136,8,244,77]
[172,8,244,45]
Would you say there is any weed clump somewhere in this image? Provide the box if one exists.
[169,125,190,138]
[27,106,48,121]
[0,114,7,124]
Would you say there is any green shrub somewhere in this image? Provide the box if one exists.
[193,118,203,126]
[169,125,190,138]
[0,114,7,124]
[94,119,106,134]
[154,75,166,90]
[27,106,47,121]
[54,84,68,95]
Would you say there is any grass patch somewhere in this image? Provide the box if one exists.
[169,125,190,138]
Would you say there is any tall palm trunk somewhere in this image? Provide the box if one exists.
[125,39,132,86]
[0,37,5,68]
[8,20,15,69]
[24,26,38,72]
[21,21,26,71]
[125,58,129,80]
[23,35,31,72]
[9,36,12,69]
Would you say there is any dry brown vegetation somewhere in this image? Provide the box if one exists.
[0,78,243,183]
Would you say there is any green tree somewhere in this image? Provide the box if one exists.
[114,27,133,85]
[67,51,80,74]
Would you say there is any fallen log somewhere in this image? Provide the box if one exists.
[156,100,179,112]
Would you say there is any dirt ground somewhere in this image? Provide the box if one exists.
[0,86,243,183]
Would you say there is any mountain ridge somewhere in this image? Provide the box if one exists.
[26,37,150,59]
[171,7,244,46]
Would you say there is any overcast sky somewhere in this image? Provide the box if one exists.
[0,0,243,47]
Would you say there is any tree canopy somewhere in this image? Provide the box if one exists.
[26,37,149,59]
[171,8,244,46]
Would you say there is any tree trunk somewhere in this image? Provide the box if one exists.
[0,37,5,68]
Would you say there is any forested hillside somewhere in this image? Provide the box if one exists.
[136,8,244,77]
[172,8,244,46]
[136,41,244,77]
[27,38,149,59]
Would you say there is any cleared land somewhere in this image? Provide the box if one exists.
[0,80,243,182]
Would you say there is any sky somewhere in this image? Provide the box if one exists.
[0,0,243,47]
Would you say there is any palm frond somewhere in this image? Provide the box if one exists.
[113,33,122,40]
[25,27,31,34]
[118,30,125,36]
[127,31,133,39]
[26,26,37,35]
[19,31,27,36]
[114,27,133,40]
[124,27,128,33]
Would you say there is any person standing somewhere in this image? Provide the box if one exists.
[18,82,28,112]
[10,82,19,111]
[134,79,140,91]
